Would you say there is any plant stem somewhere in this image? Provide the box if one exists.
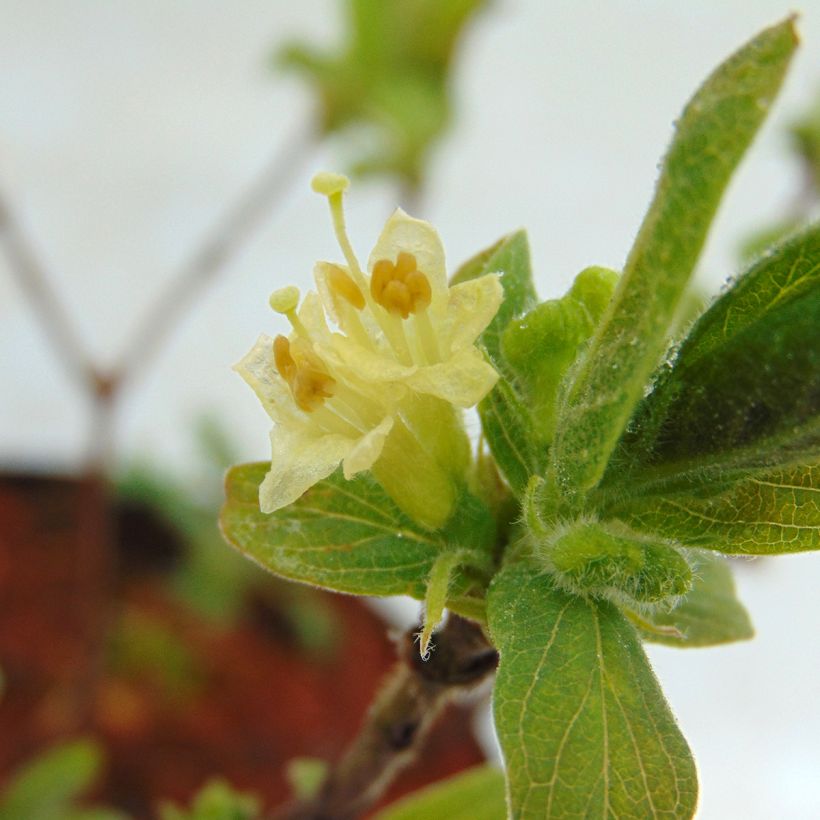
[0,190,97,393]
[274,614,498,820]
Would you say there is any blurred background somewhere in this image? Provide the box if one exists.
[1,1,819,817]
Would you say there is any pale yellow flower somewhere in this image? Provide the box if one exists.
[235,173,503,529]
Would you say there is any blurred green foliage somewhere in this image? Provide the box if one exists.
[278,0,486,186]
[0,739,124,820]
[740,86,820,261]
[159,779,259,820]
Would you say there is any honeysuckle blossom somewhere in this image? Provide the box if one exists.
[236,172,503,530]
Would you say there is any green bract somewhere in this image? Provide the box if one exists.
[221,16,819,819]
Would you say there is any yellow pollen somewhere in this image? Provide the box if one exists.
[327,264,365,310]
[273,334,335,412]
[370,252,432,319]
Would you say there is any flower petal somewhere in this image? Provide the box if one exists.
[234,335,300,425]
[330,334,417,382]
[444,273,504,352]
[404,347,499,407]
[342,415,394,478]
[368,209,447,295]
[259,424,353,513]
[298,290,333,347]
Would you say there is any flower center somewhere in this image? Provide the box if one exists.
[273,335,335,412]
[370,252,432,319]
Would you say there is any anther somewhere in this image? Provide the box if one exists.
[371,253,432,319]
[327,264,365,310]
[273,335,335,412]
[273,335,297,382]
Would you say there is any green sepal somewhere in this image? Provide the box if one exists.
[627,551,753,647]
[488,562,698,819]
[551,18,798,496]
[220,464,496,598]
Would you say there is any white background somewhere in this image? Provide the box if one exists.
[1,2,819,817]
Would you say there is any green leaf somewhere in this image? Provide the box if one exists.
[478,378,542,496]
[372,766,506,820]
[220,464,495,598]
[464,230,538,364]
[454,231,541,495]
[609,224,820,481]
[488,562,697,819]
[450,237,505,287]
[0,739,103,820]
[628,551,753,647]
[551,18,798,496]
[603,463,819,555]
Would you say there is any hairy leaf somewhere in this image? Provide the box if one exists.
[605,464,819,555]
[220,463,495,598]
[542,519,691,605]
[608,224,820,482]
[552,18,798,495]
[373,766,505,820]
[488,563,697,819]
[629,551,753,647]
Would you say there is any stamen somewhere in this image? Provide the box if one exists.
[327,264,365,309]
[273,335,297,382]
[370,253,432,319]
[273,335,336,413]
[291,368,335,412]
[312,173,415,365]
[413,308,441,364]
